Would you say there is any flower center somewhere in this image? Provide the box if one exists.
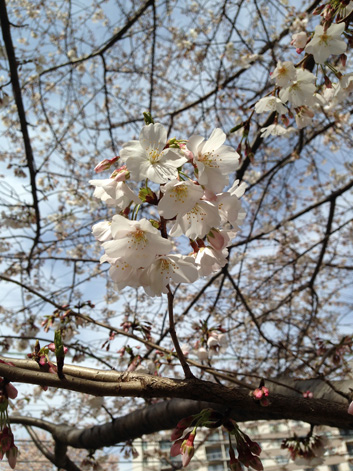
[128,229,147,248]
[198,151,217,167]
[148,149,161,164]
[171,184,188,202]
[319,33,329,45]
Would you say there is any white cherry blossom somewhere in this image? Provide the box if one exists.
[260,124,294,138]
[109,258,142,290]
[92,221,112,242]
[279,69,317,107]
[255,96,287,114]
[140,254,199,296]
[90,178,140,209]
[157,179,204,219]
[295,107,315,129]
[291,32,308,50]
[305,23,347,64]
[103,215,172,268]
[169,200,220,239]
[271,61,297,87]
[119,123,187,183]
[194,246,228,276]
[187,128,240,193]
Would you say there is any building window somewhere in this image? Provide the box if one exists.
[275,455,288,465]
[347,442,353,457]
[208,464,225,471]
[206,446,223,461]
[329,465,340,471]
[160,440,171,451]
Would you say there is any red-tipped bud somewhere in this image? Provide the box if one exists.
[94,156,119,173]
[181,432,196,467]
[5,383,18,400]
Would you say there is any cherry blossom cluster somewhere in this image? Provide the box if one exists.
[91,121,244,296]
[0,373,18,469]
[281,434,327,466]
[250,385,270,407]
[194,323,228,360]
[255,0,353,136]
[170,409,262,470]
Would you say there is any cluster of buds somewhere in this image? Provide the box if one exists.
[120,316,152,341]
[0,376,18,469]
[316,336,353,365]
[170,410,224,467]
[27,332,68,380]
[0,427,18,469]
[281,435,327,465]
[224,419,263,471]
[41,300,94,336]
[195,322,228,360]
[250,385,270,407]
[313,0,353,23]
[171,409,262,470]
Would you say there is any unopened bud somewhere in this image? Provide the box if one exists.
[94,156,119,173]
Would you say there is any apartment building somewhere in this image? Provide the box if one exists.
[132,420,353,471]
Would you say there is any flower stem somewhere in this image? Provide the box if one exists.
[167,286,194,379]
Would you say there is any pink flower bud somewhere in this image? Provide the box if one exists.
[6,445,18,469]
[303,390,313,398]
[207,229,229,251]
[94,156,119,173]
[181,432,196,467]
[5,383,18,400]
[48,343,55,352]
[180,143,194,161]
[291,32,308,49]
[0,427,13,453]
[110,165,129,182]
[252,388,263,400]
